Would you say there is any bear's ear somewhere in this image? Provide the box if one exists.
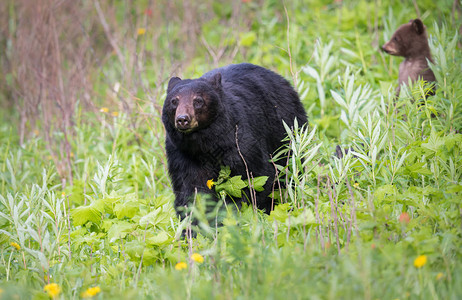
[209,73,222,89]
[412,19,425,35]
[167,77,182,93]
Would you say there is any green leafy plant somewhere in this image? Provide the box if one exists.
[211,165,268,202]
[0,0,461,299]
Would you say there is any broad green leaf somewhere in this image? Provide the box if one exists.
[71,200,105,226]
[70,227,86,239]
[114,201,139,219]
[287,208,316,227]
[101,196,121,214]
[374,184,397,202]
[251,176,268,192]
[107,221,135,242]
[139,205,172,228]
[405,162,432,177]
[221,166,231,177]
[216,176,248,198]
[146,231,171,246]
[72,232,104,249]
[446,184,462,194]
[102,219,114,232]
[217,165,231,184]
[268,203,290,223]
[142,248,159,265]
[125,240,145,259]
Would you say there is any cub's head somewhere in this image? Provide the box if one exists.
[162,73,222,134]
[382,19,428,57]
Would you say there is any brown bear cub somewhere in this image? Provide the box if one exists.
[382,18,436,96]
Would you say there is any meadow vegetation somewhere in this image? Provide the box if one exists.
[0,0,461,299]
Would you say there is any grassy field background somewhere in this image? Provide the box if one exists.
[0,0,461,299]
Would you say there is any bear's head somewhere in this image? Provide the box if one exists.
[382,19,429,58]
[162,73,223,134]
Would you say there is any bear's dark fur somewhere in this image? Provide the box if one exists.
[162,63,307,214]
[382,18,436,95]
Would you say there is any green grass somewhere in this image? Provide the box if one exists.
[1,0,462,299]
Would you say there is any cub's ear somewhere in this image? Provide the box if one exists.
[412,19,425,35]
[167,77,182,93]
[209,73,222,89]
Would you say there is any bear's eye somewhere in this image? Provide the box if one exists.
[394,36,399,42]
[171,97,179,107]
[193,97,205,109]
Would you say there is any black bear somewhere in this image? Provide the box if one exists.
[382,18,436,96]
[162,63,307,214]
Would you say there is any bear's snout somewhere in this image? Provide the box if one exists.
[381,45,390,54]
[175,114,191,130]
[381,42,398,56]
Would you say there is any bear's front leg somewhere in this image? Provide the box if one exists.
[167,152,216,212]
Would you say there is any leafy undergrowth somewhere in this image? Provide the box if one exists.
[1,0,462,299]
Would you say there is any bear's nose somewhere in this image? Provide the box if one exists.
[381,45,390,54]
[176,115,190,129]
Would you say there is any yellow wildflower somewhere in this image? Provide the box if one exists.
[111,111,119,117]
[436,272,444,280]
[353,182,359,188]
[10,242,20,250]
[137,28,146,36]
[100,107,109,113]
[175,262,187,270]
[191,253,204,264]
[81,286,101,298]
[414,255,427,268]
[44,283,60,298]
[206,179,215,189]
